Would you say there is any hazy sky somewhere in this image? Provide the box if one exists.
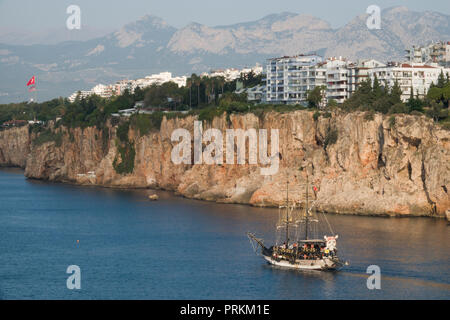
[1,0,449,32]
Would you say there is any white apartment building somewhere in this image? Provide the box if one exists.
[347,59,386,95]
[368,62,450,101]
[405,41,450,67]
[326,57,351,104]
[170,76,187,87]
[208,65,263,82]
[135,72,187,90]
[209,68,241,81]
[240,64,263,77]
[68,90,92,102]
[114,79,135,95]
[264,55,385,105]
[236,84,266,103]
[265,54,324,104]
[91,84,114,98]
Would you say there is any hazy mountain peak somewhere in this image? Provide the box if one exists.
[185,22,205,31]
[134,14,173,29]
[384,6,410,14]
[111,14,176,48]
[121,14,175,33]
[1,7,450,103]
[270,13,331,32]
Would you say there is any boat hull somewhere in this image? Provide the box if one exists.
[263,255,340,271]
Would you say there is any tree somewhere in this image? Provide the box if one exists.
[389,102,409,114]
[186,78,192,109]
[427,86,443,102]
[372,75,383,100]
[342,79,372,111]
[427,101,444,122]
[442,85,450,108]
[389,80,403,106]
[143,85,166,108]
[306,86,326,109]
[327,99,338,109]
[133,87,144,101]
[437,70,446,88]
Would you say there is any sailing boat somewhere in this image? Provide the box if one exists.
[247,172,347,271]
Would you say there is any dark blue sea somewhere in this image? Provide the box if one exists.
[0,168,449,300]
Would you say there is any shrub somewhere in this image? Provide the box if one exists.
[410,110,424,116]
[113,140,135,174]
[149,112,164,131]
[69,131,75,143]
[440,122,450,131]
[116,121,129,142]
[364,111,375,121]
[110,116,120,127]
[101,126,110,154]
[32,129,63,147]
[130,114,152,136]
[389,116,396,128]
[130,112,165,136]
[324,127,338,149]
[313,111,320,122]
[389,103,409,114]
[198,107,225,123]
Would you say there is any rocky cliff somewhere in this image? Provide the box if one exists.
[0,125,30,168]
[1,111,449,217]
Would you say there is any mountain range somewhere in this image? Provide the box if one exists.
[0,6,449,103]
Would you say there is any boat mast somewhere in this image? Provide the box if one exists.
[285,179,289,246]
[305,170,309,240]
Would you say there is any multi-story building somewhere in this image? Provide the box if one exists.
[170,75,187,87]
[430,42,450,67]
[368,62,450,101]
[240,64,264,77]
[134,72,187,90]
[264,55,383,105]
[68,90,93,102]
[236,85,266,103]
[114,79,135,95]
[208,65,262,82]
[68,71,187,102]
[265,54,324,104]
[347,59,386,96]
[405,41,450,67]
[326,57,351,104]
[91,84,114,98]
[208,68,241,81]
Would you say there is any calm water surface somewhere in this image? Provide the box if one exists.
[0,168,449,299]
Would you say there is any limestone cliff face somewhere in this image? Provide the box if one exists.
[1,111,449,217]
[0,126,30,168]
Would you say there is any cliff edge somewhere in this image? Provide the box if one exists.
[1,110,448,217]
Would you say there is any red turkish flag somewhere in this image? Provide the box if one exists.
[26,76,35,86]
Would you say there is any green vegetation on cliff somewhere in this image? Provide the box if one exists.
[343,74,449,128]
[32,129,63,147]
[2,69,450,134]
[113,121,135,174]
[113,140,135,175]
[130,113,164,135]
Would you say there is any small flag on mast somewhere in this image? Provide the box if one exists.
[26,76,35,86]
[28,86,36,92]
